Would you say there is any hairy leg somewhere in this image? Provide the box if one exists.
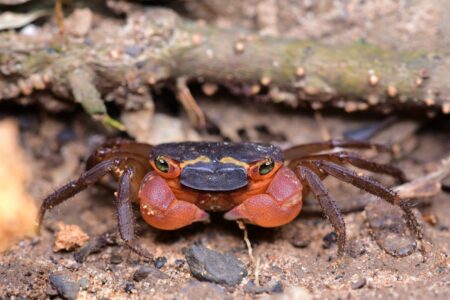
[116,167,153,259]
[296,165,346,255]
[38,159,121,229]
[284,139,393,161]
[307,160,423,241]
[293,151,407,183]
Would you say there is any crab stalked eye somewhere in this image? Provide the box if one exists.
[155,156,170,173]
[259,158,274,175]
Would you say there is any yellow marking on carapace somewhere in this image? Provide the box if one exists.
[219,157,249,168]
[180,155,211,168]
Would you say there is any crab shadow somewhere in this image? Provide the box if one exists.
[136,212,279,248]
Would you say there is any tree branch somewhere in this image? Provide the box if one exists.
[1,7,449,121]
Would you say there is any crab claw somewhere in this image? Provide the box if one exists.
[224,166,303,227]
[139,173,210,230]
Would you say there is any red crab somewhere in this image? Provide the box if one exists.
[38,139,422,258]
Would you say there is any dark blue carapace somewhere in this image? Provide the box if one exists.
[151,142,283,191]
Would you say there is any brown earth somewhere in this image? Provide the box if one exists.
[0,96,449,299]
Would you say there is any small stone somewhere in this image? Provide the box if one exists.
[351,278,367,289]
[290,236,311,249]
[183,244,248,286]
[49,274,80,300]
[154,256,167,269]
[124,282,135,293]
[133,267,150,282]
[175,259,185,268]
[110,253,123,265]
[125,45,142,57]
[272,281,284,293]
[322,232,337,249]
[133,266,169,282]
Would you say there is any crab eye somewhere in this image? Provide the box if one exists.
[155,156,169,173]
[259,158,274,175]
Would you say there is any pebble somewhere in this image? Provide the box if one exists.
[124,282,135,293]
[351,278,367,289]
[175,259,185,268]
[291,237,311,249]
[49,274,80,300]
[322,232,337,249]
[183,244,248,286]
[125,45,142,57]
[154,256,167,269]
[110,253,123,265]
[133,266,169,282]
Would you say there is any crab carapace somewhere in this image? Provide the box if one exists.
[38,139,422,258]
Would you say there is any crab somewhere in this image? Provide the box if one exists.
[38,138,422,258]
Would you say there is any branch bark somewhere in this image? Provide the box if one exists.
[1,7,449,122]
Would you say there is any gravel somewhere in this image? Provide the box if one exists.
[154,256,167,269]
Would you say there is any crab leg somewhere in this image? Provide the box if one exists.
[284,139,393,160]
[304,160,423,241]
[296,165,346,255]
[116,167,153,258]
[38,159,121,229]
[291,151,407,183]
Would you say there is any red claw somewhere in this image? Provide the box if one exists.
[224,166,303,227]
[139,173,210,230]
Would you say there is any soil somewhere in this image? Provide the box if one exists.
[0,96,449,299]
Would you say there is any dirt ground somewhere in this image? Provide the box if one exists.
[0,1,450,299]
[0,95,449,299]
